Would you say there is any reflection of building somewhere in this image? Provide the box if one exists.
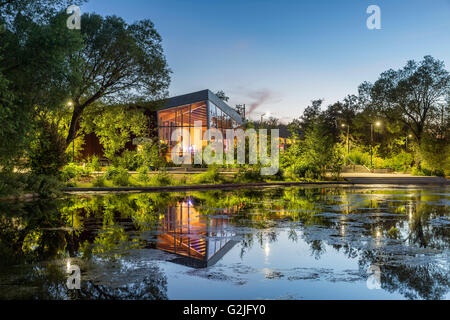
[157,89,244,157]
[157,199,236,268]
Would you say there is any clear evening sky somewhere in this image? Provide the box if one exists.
[82,0,450,122]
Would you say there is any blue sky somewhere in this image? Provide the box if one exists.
[82,0,450,122]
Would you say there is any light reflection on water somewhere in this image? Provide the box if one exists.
[0,186,448,300]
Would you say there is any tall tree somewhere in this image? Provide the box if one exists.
[0,1,84,167]
[65,13,171,147]
[360,56,450,145]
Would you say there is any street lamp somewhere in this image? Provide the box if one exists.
[370,121,381,170]
[67,100,75,162]
[406,134,412,150]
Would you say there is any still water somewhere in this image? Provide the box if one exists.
[0,186,449,300]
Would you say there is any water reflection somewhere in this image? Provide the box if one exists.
[157,199,236,268]
[0,186,448,300]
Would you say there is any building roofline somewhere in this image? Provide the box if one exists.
[157,89,243,125]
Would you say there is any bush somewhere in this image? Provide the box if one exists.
[291,160,321,180]
[114,150,143,171]
[0,170,26,198]
[104,166,121,180]
[111,167,130,186]
[141,140,166,170]
[150,171,174,186]
[92,175,106,187]
[28,121,67,176]
[87,155,101,171]
[61,163,92,182]
[384,151,413,172]
[137,166,150,183]
[194,166,223,184]
[25,174,62,198]
[234,165,264,183]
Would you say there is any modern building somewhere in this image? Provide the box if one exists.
[81,89,244,161]
[157,89,244,157]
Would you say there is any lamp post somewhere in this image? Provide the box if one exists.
[406,134,412,150]
[370,121,381,170]
[67,100,75,162]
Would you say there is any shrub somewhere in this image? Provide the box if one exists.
[150,171,174,186]
[104,166,121,180]
[194,166,223,184]
[114,150,143,171]
[87,155,101,171]
[92,175,106,187]
[137,166,150,183]
[384,151,413,172]
[111,167,130,186]
[26,174,62,198]
[234,165,264,183]
[291,160,321,180]
[61,163,92,182]
[28,121,67,176]
[0,170,26,198]
[141,140,166,170]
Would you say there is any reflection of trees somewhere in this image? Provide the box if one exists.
[202,187,449,300]
[357,249,449,300]
[1,187,448,300]
[0,193,174,299]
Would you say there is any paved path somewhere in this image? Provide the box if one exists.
[63,176,448,194]
[342,173,448,185]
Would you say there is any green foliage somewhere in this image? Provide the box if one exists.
[419,131,449,175]
[234,164,264,183]
[84,107,149,160]
[141,140,166,170]
[25,174,62,198]
[28,121,67,176]
[92,175,106,187]
[346,147,371,166]
[384,151,413,172]
[111,168,130,186]
[114,150,143,171]
[0,171,27,198]
[194,166,223,184]
[61,163,92,182]
[137,166,150,183]
[150,171,174,186]
[104,166,130,186]
[86,155,101,172]
[104,166,121,180]
[65,12,170,146]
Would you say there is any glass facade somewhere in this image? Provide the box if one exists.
[158,99,240,157]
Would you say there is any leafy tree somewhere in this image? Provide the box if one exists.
[0,2,84,167]
[65,13,171,147]
[81,105,149,159]
[360,56,450,148]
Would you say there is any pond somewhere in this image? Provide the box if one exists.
[0,186,449,300]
